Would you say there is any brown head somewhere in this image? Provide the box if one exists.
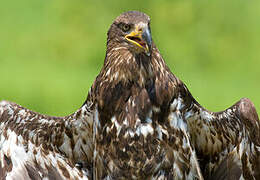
[107,11,152,56]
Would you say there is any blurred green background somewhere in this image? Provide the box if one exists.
[0,0,259,116]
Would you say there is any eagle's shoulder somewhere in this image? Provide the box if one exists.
[236,98,260,145]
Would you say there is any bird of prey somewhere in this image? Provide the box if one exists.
[0,11,259,180]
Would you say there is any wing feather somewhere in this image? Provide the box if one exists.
[179,84,260,179]
[0,100,94,179]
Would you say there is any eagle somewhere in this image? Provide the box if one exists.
[0,11,259,180]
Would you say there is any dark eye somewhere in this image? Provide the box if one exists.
[121,24,131,32]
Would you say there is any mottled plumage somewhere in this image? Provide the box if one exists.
[1,11,259,180]
[0,100,94,179]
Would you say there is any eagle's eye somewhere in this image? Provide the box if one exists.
[121,23,131,32]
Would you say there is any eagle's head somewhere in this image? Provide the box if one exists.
[107,11,152,56]
[94,11,169,112]
[100,11,157,86]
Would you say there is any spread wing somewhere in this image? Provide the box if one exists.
[177,83,260,179]
[0,98,94,179]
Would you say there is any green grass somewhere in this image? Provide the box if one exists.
[0,0,259,116]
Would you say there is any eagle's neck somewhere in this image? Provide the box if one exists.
[103,44,154,87]
[91,44,177,127]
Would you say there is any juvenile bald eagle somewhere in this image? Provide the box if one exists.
[0,11,259,180]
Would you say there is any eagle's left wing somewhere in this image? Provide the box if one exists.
[0,99,94,179]
[177,83,260,179]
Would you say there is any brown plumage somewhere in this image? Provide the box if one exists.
[0,11,259,180]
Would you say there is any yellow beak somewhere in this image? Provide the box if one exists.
[125,25,152,56]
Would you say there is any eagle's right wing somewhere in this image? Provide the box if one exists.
[0,97,94,180]
[179,83,260,179]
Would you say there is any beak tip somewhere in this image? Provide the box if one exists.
[142,28,152,53]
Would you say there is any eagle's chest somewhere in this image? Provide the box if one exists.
[96,119,162,178]
[94,85,194,178]
[95,113,166,179]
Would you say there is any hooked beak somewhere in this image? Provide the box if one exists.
[125,23,152,56]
